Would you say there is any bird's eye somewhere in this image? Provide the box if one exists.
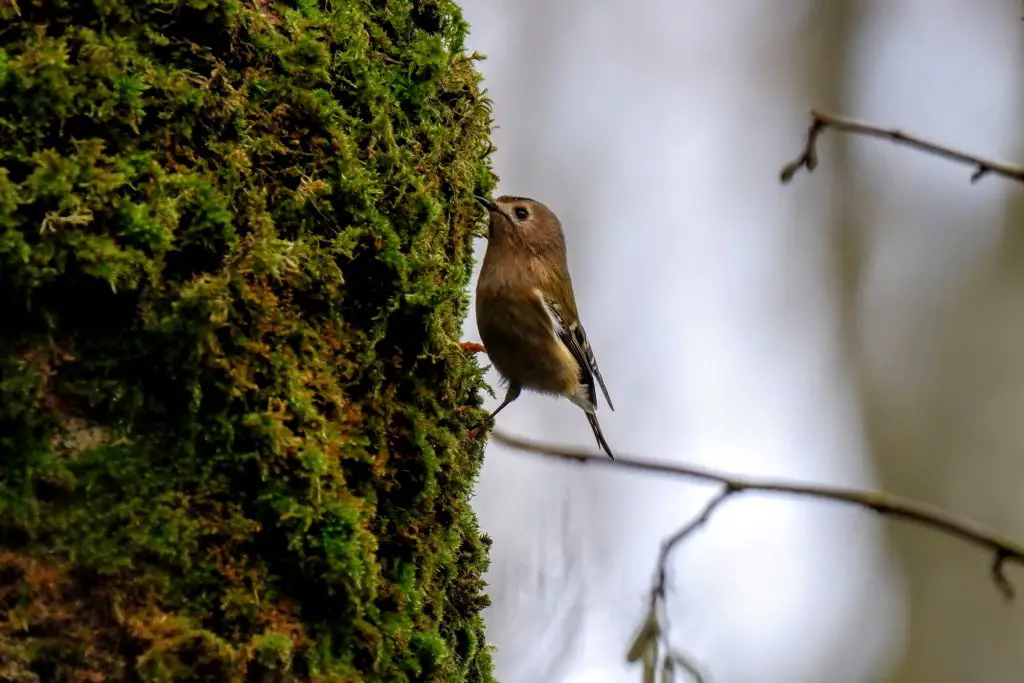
[514,207,529,220]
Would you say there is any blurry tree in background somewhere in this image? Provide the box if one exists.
[842,4,1024,683]
[792,1,1024,681]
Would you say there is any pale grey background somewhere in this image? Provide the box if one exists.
[460,2,1024,682]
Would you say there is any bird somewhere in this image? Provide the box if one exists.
[472,194,615,458]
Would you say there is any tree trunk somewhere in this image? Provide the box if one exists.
[0,1,496,681]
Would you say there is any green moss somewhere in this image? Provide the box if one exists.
[0,0,496,680]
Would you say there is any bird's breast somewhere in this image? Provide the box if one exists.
[475,293,579,396]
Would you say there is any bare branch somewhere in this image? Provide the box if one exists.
[652,567,711,683]
[653,487,731,601]
[491,431,1024,600]
[664,648,709,683]
[780,109,1024,185]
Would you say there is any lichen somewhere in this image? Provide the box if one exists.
[0,0,496,680]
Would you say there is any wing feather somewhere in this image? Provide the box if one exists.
[534,289,614,411]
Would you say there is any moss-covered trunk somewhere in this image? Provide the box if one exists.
[0,1,495,680]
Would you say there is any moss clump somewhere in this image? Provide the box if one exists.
[0,0,496,680]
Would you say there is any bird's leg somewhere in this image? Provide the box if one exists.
[467,383,522,440]
[483,383,521,423]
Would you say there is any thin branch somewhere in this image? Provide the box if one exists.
[780,109,1024,185]
[664,650,709,683]
[653,487,731,602]
[491,431,1024,600]
[653,561,711,683]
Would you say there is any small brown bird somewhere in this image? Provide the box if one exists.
[473,194,615,458]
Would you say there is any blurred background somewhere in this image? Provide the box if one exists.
[458,1,1024,682]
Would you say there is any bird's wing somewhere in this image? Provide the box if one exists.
[534,289,614,412]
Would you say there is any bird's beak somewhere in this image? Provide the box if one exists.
[474,195,498,212]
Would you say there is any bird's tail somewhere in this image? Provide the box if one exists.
[585,411,615,460]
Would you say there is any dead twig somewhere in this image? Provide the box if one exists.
[492,430,1024,681]
[780,109,1024,185]
[491,431,1024,600]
